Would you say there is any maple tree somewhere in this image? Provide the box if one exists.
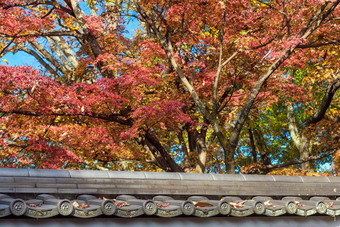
[0,0,339,174]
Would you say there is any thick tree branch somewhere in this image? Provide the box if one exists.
[49,36,78,69]
[244,147,338,173]
[29,40,69,74]
[47,37,73,71]
[305,74,340,126]
[144,131,183,172]
[0,31,82,39]
[69,0,104,59]
[216,85,235,111]
[217,75,242,112]
[162,38,211,120]
[0,109,132,126]
[41,6,55,19]
[18,46,59,76]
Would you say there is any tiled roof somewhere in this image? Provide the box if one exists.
[0,168,339,219]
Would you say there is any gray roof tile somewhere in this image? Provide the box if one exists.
[327,176,340,183]
[107,171,146,179]
[243,175,275,182]
[210,174,245,181]
[300,176,330,183]
[0,168,29,177]
[178,172,214,180]
[271,175,303,182]
[28,169,70,178]
[69,170,109,178]
[0,177,14,183]
[144,172,180,180]
[0,168,339,219]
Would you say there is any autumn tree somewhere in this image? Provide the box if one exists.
[0,0,339,173]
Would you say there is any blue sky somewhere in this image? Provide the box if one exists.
[1,52,39,67]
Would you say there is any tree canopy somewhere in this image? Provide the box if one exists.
[0,0,339,174]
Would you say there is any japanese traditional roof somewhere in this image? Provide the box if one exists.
[0,168,339,219]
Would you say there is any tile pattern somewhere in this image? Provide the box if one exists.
[0,193,340,218]
[0,168,339,218]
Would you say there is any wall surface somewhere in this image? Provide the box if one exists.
[0,216,339,227]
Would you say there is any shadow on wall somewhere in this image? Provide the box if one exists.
[0,216,339,227]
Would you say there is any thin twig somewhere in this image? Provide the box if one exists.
[0,38,15,56]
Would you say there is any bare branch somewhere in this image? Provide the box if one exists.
[213,0,228,117]
[213,50,238,117]
[42,116,56,137]
[297,39,340,48]
[220,51,239,68]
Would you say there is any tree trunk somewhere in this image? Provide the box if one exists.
[287,105,311,171]
[299,135,312,171]
[176,130,191,172]
[195,132,208,173]
[211,122,235,173]
[248,127,257,163]
[224,146,236,174]
[144,131,183,172]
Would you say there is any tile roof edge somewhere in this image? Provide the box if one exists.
[0,168,338,182]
